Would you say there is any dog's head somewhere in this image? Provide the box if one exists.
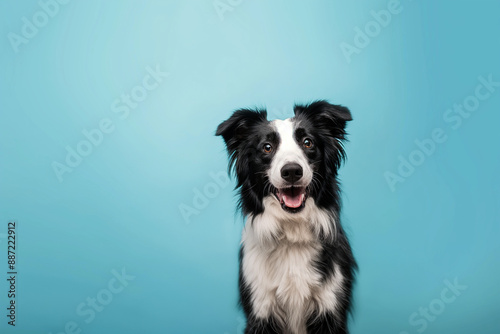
[216,100,352,216]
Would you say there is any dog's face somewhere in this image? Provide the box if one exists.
[216,101,352,215]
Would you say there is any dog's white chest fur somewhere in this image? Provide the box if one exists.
[242,196,344,333]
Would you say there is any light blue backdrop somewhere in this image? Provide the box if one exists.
[1,1,499,333]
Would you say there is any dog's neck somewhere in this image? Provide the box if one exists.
[243,195,337,248]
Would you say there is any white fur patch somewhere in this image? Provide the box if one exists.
[268,118,313,189]
[242,196,342,333]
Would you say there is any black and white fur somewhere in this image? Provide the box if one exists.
[216,101,357,334]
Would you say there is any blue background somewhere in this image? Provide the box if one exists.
[1,0,499,333]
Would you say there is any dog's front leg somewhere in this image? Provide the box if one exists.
[244,316,283,334]
[306,311,348,334]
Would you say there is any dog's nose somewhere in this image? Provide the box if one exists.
[281,163,303,183]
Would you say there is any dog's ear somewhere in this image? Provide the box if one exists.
[294,100,352,140]
[216,108,267,161]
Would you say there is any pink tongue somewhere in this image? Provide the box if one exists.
[283,194,303,208]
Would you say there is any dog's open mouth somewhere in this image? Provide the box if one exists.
[274,186,307,213]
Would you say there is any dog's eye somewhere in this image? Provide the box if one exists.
[263,143,273,153]
[303,138,313,149]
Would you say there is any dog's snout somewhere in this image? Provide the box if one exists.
[281,163,303,183]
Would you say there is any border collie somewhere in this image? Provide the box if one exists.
[216,100,356,334]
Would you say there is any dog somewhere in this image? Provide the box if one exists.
[216,100,357,334]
